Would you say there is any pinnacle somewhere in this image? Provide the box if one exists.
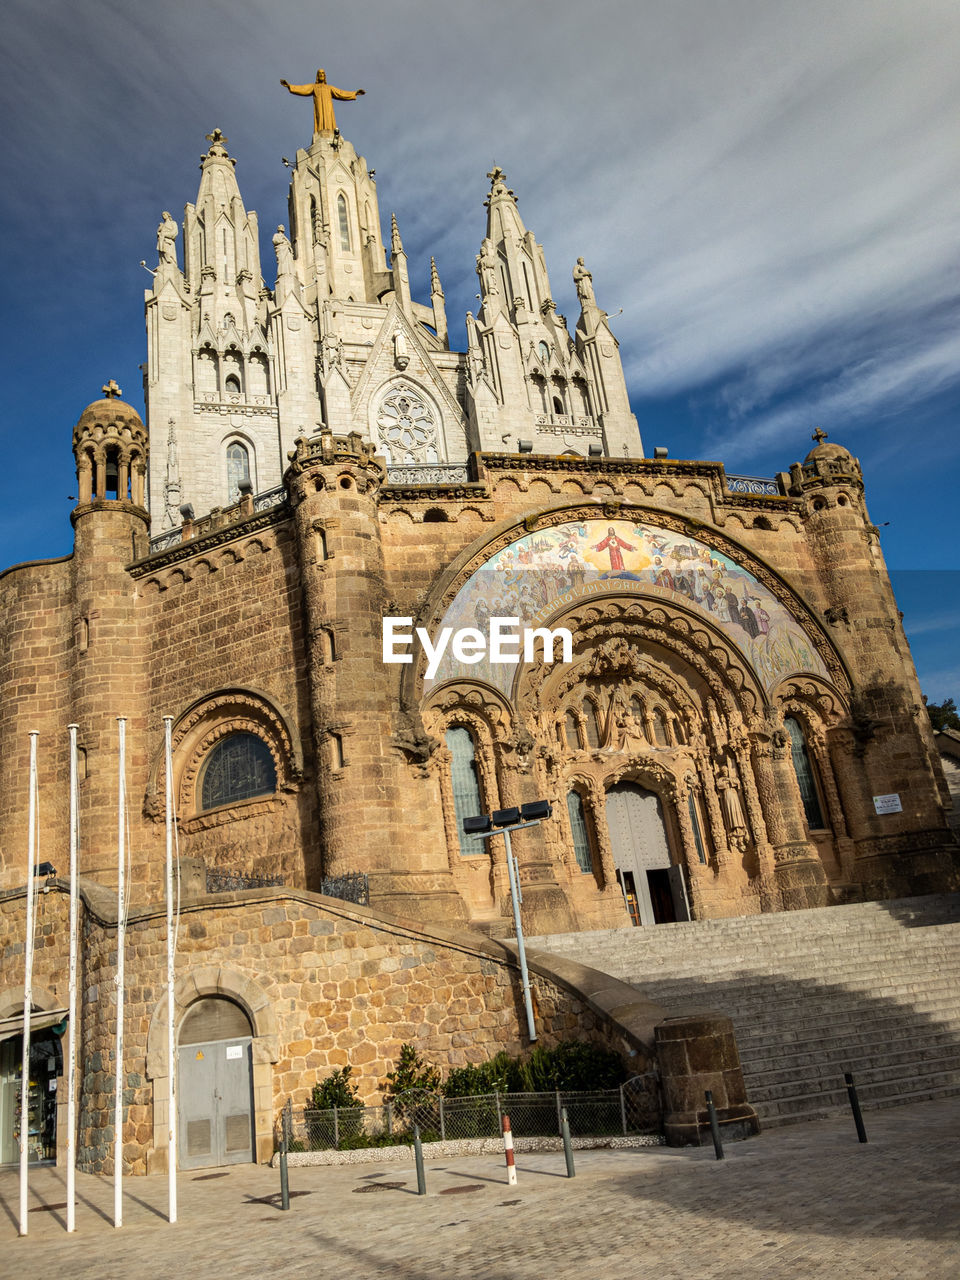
[390,213,403,255]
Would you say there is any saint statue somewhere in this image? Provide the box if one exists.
[273,225,294,276]
[573,256,596,307]
[281,69,366,134]
[717,764,747,834]
[476,238,499,296]
[156,211,178,267]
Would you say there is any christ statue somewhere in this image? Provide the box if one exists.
[281,69,366,134]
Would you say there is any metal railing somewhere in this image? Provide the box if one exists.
[385,464,470,486]
[319,872,369,906]
[283,1076,660,1152]
[726,474,780,496]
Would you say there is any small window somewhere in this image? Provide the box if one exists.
[564,710,581,751]
[337,193,351,252]
[226,441,250,504]
[785,716,826,829]
[446,726,485,856]
[200,733,276,811]
[538,341,549,363]
[567,791,594,874]
[652,709,668,747]
[224,374,241,395]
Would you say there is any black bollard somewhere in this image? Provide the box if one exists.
[279,1099,291,1210]
[704,1090,724,1161]
[844,1072,868,1143]
[413,1124,427,1195]
[560,1107,576,1178]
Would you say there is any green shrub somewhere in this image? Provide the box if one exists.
[310,1065,362,1110]
[384,1043,441,1101]
[443,1040,626,1097]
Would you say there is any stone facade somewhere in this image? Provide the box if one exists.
[0,104,956,1175]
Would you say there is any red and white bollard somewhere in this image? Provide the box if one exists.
[502,1113,517,1186]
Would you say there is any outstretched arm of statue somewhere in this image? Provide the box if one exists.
[282,81,315,95]
[331,86,364,100]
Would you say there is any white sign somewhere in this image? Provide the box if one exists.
[225,1044,243,1060]
[873,793,903,815]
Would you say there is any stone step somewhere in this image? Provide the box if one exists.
[760,1081,960,1128]
[742,1042,960,1089]
[755,1070,960,1124]
[746,1052,960,1102]
[736,1020,960,1062]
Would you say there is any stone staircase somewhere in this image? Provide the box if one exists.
[526,893,960,1128]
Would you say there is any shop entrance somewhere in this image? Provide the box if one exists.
[605,782,690,926]
[0,1023,63,1166]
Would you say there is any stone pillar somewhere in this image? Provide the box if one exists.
[655,1014,760,1146]
[752,732,829,910]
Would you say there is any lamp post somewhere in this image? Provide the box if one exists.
[463,800,552,1043]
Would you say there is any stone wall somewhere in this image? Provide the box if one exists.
[0,880,656,1175]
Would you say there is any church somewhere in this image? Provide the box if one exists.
[1,76,956,1175]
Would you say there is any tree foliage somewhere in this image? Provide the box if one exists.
[310,1066,362,1111]
[925,697,960,732]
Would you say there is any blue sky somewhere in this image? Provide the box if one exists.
[1,0,958,699]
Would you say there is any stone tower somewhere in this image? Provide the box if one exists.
[143,122,643,525]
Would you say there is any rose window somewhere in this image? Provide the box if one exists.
[376,385,439,464]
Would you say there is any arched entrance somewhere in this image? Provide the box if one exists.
[177,997,255,1170]
[605,782,690,926]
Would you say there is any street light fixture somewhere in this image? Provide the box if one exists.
[463,799,553,1042]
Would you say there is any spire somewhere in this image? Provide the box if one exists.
[389,213,412,314]
[182,129,263,332]
[430,257,448,348]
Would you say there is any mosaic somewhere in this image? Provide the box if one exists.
[426,518,827,694]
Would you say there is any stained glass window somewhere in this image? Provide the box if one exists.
[337,193,350,251]
[446,726,484,856]
[785,716,826,829]
[564,710,580,751]
[584,699,602,748]
[567,790,594,874]
[200,733,276,811]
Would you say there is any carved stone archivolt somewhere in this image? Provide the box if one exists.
[144,689,302,823]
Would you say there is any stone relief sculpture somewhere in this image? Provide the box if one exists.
[476,238,500,296]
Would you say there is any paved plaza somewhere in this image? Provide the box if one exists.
[2,1098,959,1279]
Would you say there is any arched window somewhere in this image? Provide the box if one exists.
[564,710,581,751]
[446,726,485,856]
[337,193,350,252]
[785,716,826,829]
[566,790,595,874]
[200,732,276,811]
[652,709,669,747]
[104,446,120,500]
[552,395,564,415]
[537,341,549,364]
[247,352,269,397]
[197,348,218,394]
[226,441,251,503]
[584,699,603,749]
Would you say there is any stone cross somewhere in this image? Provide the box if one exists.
[102,380,122,399]
[811,427,828,444]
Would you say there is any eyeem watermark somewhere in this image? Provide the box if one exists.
[383,616,573,679]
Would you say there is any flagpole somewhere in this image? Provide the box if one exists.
[163,715,178,1224]
[114,717,127,1229]
[18,731,39,1238]
[67,725,80,1233]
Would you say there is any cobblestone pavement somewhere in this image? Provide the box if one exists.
[2,1098,959,1280]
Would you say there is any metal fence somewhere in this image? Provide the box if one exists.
[284,1076,660,1152]
[319,872,369,906]
[206,869,284,893]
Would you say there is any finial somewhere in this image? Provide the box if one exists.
[812,427,828,445]
[430,256,443,297]
[390,213,403,255]
[205,128,228,147]
[487,165,507,187]
[102,379,122,400]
